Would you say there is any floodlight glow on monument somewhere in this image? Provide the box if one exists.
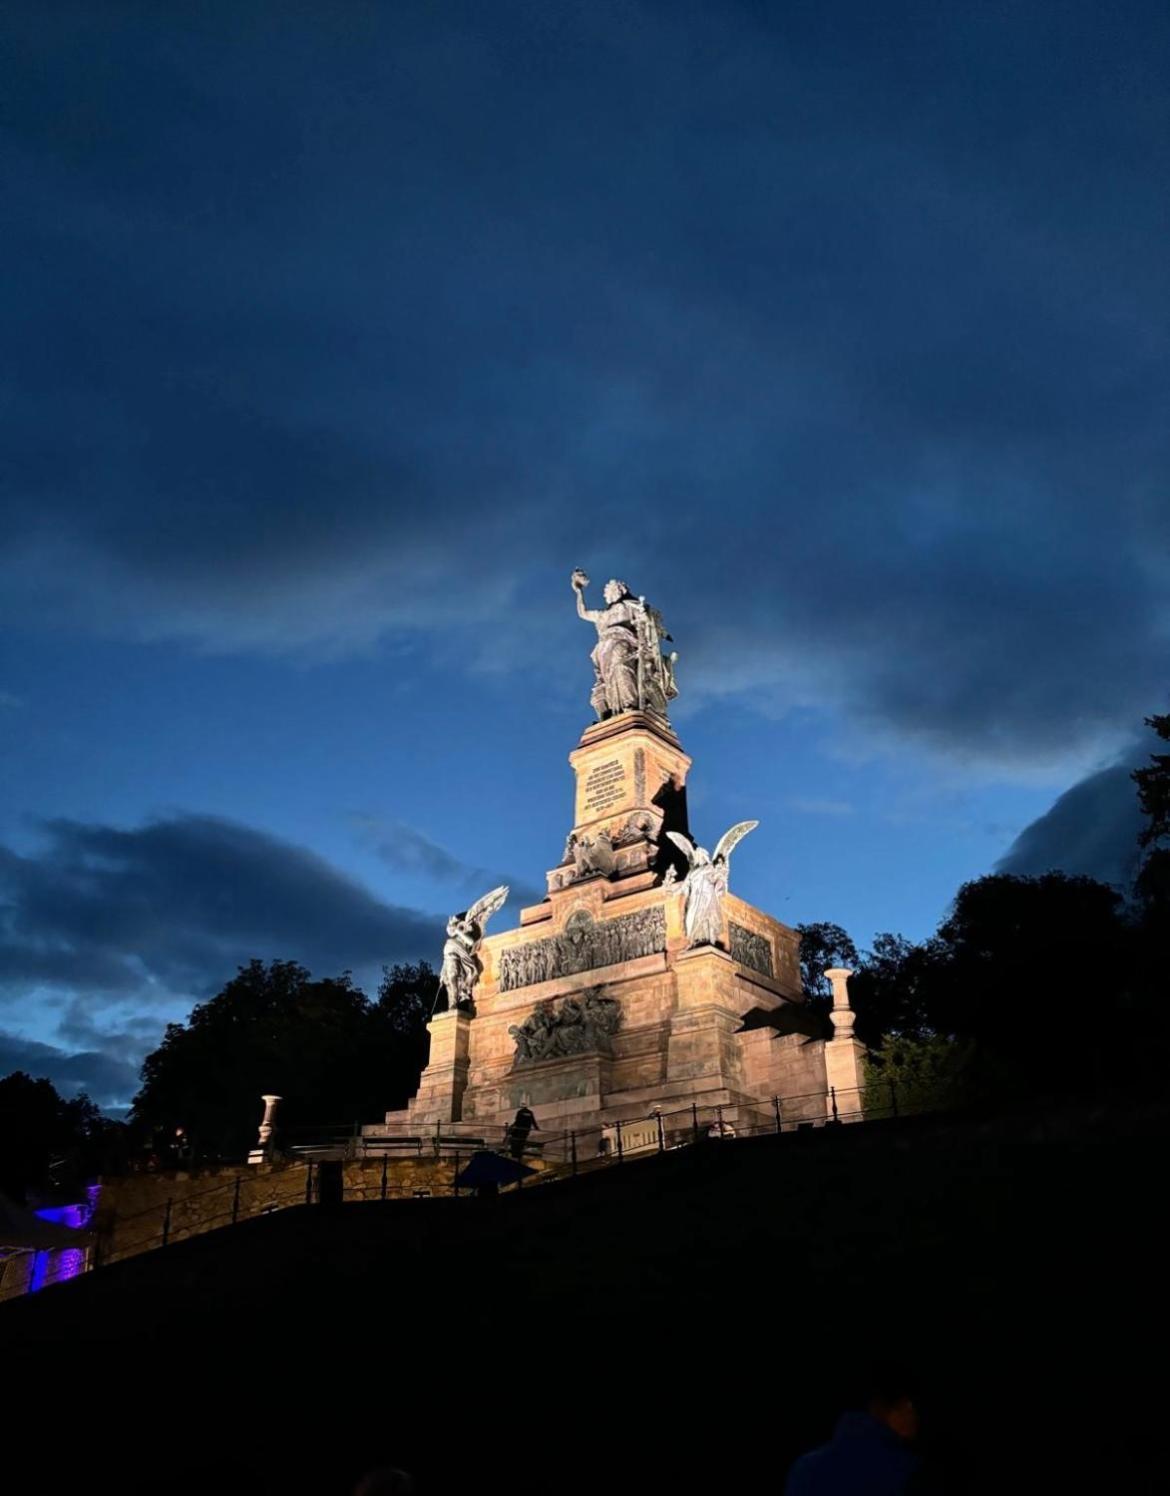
[372,570,865,1143]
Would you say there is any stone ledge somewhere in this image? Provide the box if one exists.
[572,709,682,752]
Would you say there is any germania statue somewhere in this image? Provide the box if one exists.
[571,569,679,721]
[435,885,509,1014]
[666,822,759,947]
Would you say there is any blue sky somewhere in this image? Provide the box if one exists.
[1,1,1166,1108]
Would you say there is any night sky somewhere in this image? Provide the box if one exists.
[2,2,1167,1110]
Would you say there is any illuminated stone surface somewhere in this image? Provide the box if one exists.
[392,708,855,1137]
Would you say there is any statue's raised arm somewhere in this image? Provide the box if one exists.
[570,568,679,722]
[571,568,603,625]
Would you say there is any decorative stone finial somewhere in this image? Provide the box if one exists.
[825,967,856,1041]
[248,1093,283,1165]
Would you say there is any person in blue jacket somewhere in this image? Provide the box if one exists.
[784,1368,924,1495]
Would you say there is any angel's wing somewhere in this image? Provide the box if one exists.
[665,831,697,867]
[713,820,759,865]
[466,884,509,930]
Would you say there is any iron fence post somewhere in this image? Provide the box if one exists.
[692,1102,700,1145]
[615,1119,624,1162]
[381,1153,389,1201]
[830,1086,839,1123]
[305,1158,314,1205]
[570,1131,578,1177]
[161,1198,172,1248]
[231,1175,241,1226]
[774,1095,782,1133]
[655,1110,665,1152]
[715,1105,724,1140]
[453,1151,460,1198]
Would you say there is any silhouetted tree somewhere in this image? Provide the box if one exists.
[835,872,1142,1105]
[0,1072,124,1203]
[1133,710,1170,849]
[131,958,436,1160]
[796,922,859,1015]
[849,932,947,1046]
[373,961,436,1110]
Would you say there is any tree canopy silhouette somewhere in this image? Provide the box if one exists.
[1133,710,1170,849]
[805,869,1143,1104]
[0,1071,125,1203]
[794,921,859,1014]
[130,958,435,1159]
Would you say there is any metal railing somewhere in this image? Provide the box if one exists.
[48,1079,949,1284]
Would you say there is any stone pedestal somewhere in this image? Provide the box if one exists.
[408,1009,472,1124]
[497,1052,613,1128]
[824,967,866,1121]
[248,1093,282,1165]
[667,945,751,1092]
[395,706,829,1141]
[549,711,693,891]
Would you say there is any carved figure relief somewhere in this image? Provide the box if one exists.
[509,988,623,1064]
[729,922,774,978]
[499,906,666,992]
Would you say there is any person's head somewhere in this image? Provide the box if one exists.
[351,1468,415,1496]
[603,579,629,604]
[861,1365,920,1441]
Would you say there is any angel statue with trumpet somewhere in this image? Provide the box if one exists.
[434,885,509,1014]
[666,822,759,948]
[571,568,679,721]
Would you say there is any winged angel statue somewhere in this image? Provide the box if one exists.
[665,822,759,948]
[435,885,509,1014]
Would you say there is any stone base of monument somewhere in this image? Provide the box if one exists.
[404,1008,472,1123]
[391,703,866,1144]
[493,1051,613,1123]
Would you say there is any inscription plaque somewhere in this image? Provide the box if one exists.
[584,757,627,815]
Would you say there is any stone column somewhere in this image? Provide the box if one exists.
[247,1093,282,1165]
[407,1009,473,1124]
[823,968,866,1122]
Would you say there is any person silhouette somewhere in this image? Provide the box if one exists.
[507,1104,539,1159]
[784,1366,923,1495]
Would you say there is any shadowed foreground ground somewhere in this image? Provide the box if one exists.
[4,1106,1162,1494]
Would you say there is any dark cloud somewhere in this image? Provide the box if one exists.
[2,2,1167,763]
[0,812,439,1005]
[997,748,1148,890]
[0,1028,139,1110]
[364,822,544,911]
[0,813,444,1108]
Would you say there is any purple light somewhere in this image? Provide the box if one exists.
[30,1183,101,1292]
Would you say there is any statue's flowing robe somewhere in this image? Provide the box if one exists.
[591,600,641,715]
[440,930,478,1004]
[683,862,728,946]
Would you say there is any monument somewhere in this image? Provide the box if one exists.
[375,570,864,1142]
